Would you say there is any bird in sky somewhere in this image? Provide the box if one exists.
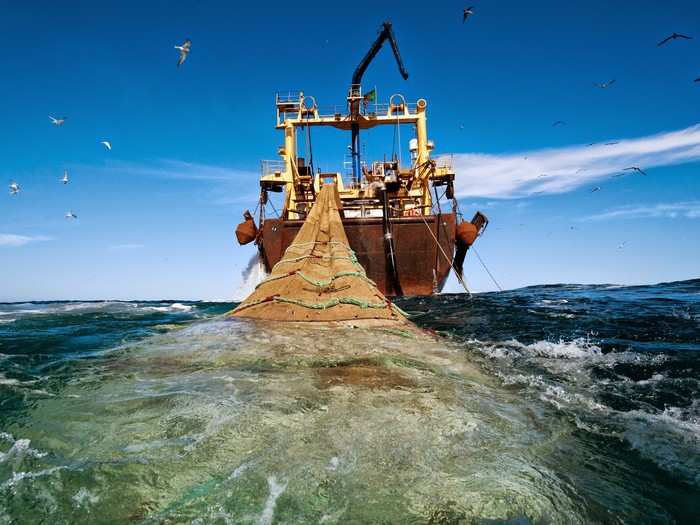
[594,79,616,89]
[605,142,619,146]
[49,116,66,126]
[61,170,69,184]
[175,39,192,67]
[100,141,112,151]
[694,77,700,83]
[65,211,77,219]
[617,241,627,249]
[624,166,648,176]
[591,186,601,193]
[9,181,20,195]
[657,33,693,46]
[552,120,566,127]
[463,7,474,23]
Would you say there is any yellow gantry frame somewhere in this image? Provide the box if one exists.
[260,93,454,219]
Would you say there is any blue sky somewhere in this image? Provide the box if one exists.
[1,0,699,301]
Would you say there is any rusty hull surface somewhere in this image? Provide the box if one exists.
[259,213,456,297]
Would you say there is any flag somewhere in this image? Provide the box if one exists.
[363,88,376,103]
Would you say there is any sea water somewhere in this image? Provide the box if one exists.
[0,280,698,523]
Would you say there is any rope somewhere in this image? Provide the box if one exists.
[419,214,472,297]
[233,294,405,316]
[255,270,376,290]
[473,247,503,292]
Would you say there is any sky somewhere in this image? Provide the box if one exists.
[1,0,699,301]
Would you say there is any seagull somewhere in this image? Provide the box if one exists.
[9,181,20,195]
[591,186,601,193]
[61,170,69,184]
[463,7,474,23]
[594,79,616,89]
[695,77,700,83]
[538,173,549,178]
[49,116,66,126]
[605,141,619,146]
[100,141,112,151]
[174,39,192,67]
[552,120,566,127]
[624,166,648,176]
[617,241,627,249]
[65,211,77,219]
[657,32,693,46]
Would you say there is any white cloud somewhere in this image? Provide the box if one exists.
[100,159,258,182]
[445,124,700,198]
[0,234,52,247]
[581,201,700,222]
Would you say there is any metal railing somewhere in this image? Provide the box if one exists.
[276,91,302,104]
[261,159,285,177]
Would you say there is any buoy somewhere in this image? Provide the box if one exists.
[456,221,478,247]
[235,210,258,245]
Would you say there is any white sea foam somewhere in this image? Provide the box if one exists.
[257,476,288,525]
[0,466,65,491]
[228,462,250,480]
[0,373,38,388]
[326,456,340,471]
[480,337,602,360]
[73,487,100,509]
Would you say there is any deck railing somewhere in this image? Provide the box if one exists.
[261,159,286,177]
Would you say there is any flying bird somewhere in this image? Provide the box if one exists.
[174,39,192,67]
[100,141,112,151]
[694,77,700,83]
[61,170,69,184]
[9,181,20,195]
[590,186,601,193]
[594,79,616,89]
[463,7,474,23]
[605,141,619,146]
[552,120,566,127]
[617,241,627,249]
[49,116,66,126]
[624,166,648,176]
[65,211,77,219]
[657,33,692,46]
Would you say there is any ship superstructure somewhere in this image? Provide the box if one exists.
[236,21,487,296]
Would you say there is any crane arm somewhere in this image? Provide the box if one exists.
[351,21,409,86]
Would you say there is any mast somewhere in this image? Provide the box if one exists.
[349,21,409,185]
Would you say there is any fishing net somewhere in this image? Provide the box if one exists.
[230,184,407,323]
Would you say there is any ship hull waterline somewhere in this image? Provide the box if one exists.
[258,213,457,297]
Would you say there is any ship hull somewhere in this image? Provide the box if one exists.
[259,213,456,296]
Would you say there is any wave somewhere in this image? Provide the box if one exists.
[0,301,199,318]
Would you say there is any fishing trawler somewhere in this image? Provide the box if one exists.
[235,22,487,297]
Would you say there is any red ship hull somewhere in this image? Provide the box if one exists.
[259,213,456,297]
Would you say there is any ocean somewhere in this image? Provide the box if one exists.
[0,280,698,524]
